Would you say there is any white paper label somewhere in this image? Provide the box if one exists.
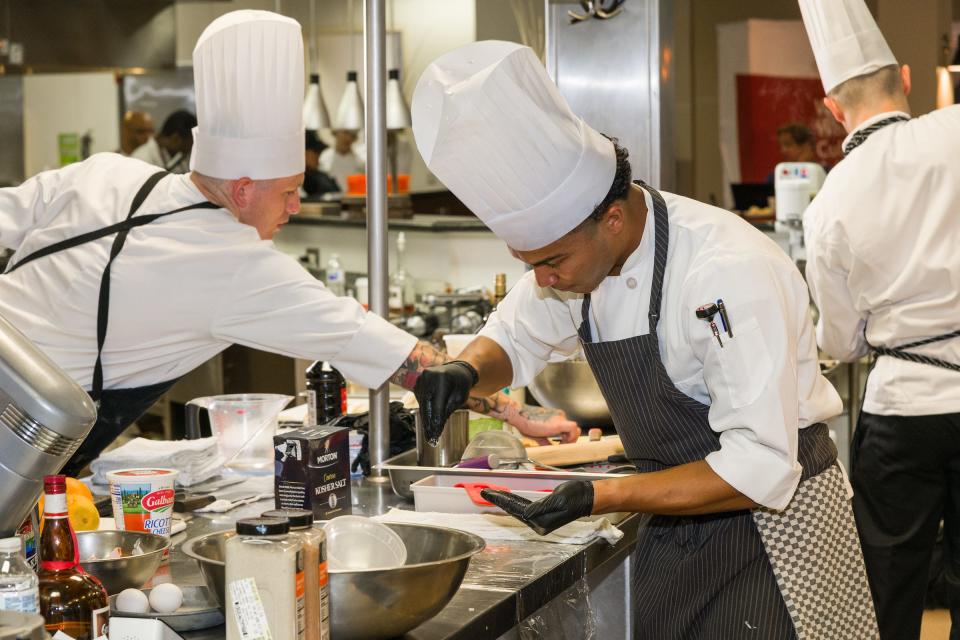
[52,633,76,640]
[319,583,330,640]
[229,577,273,640]
[295,550,305,640]
[0,584,39,613]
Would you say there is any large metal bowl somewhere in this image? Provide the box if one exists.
[183,522,485,640]
[77,530,170,594]
[527,359,612,426]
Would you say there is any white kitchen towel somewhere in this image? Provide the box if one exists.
[374,507,624,545]
[90,437,224,487]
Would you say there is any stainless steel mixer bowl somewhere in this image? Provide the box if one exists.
[183,522,485,640]
[77,530,170,594]
[527,359,612,426]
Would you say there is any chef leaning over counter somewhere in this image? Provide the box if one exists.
[799,0,960,637]
[0,10,579,476]
[410,41,879,639]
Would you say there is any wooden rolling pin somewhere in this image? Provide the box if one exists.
[525,435,623,467]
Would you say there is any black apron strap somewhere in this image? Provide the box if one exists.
[867,329,960,373]
[641,181,670,334]
[89,174,221,401]
[128,170,170,219]
[5,175,220,275]
[842,115,910,156]
[4,169,219,401]
[579,294,594,343]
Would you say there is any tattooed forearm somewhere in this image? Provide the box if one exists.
[518,406,564,421]
[391,341,521,419]
[389,340,448,390]
[391,342,572,438]
[465,392,512,417]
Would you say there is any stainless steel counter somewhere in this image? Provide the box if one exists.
[168,477,638,640]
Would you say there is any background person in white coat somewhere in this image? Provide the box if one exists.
[131,109,196,174]
[0,12,578,475]
[411,40,878,639]
[318,129,365,191]
[799,0,960,637]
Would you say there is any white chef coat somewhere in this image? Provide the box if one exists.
[804,107,960,416]
[131,137,190,174]
[0,152,416,392]
[318,148,365,192]
[480,187,842,510]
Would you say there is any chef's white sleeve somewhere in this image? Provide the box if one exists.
[685,254,809,510]
[212,247,417,389]
[804,226,869,362]
[478,272,581,388]
[0,164,80,250]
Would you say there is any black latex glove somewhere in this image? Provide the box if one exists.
[481,489,548,535]
[413,361,478,444]
[482,481,595,536]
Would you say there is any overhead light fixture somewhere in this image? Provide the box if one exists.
[385,69,411,130]
[335,70,364,131]
[303,73,331,130]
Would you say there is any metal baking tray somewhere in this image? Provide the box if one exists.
[378,449,620,501]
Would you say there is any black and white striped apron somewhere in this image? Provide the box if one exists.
[577,183,878,639]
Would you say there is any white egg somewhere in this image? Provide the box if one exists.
[115,588,150,614]
[148,583,183,614]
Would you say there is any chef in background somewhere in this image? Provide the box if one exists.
[117,110,155,156]
[765,122,819,183]
[411,40,878,638]
[132,109,196,173]
[319,129,365,192]
[303,130,340,198]
[799,0,960,637]
[0,12,578,475]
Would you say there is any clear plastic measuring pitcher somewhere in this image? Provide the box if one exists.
[185,394,293,475]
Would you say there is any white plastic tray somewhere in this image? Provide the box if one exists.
[411,474,566,515]
[380,449,616,500]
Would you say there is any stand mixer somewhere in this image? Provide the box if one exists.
[773,161,827,266]
[0,313,97,536]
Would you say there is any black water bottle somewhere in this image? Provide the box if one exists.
[305,361,347,426]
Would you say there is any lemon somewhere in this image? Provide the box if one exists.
[67,495,100,532]
[65,477,94,503]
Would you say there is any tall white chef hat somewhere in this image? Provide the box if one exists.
[798,0,898,94]
[190,10,305,180]
[412,41,616,251]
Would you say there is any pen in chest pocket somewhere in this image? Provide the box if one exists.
[716,299,733,338]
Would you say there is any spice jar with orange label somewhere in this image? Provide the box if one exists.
[225,517,305,640]
[262,509,329,640]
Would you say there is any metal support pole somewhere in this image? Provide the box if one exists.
[365,0,390,482]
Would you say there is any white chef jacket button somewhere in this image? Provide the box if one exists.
[626,277,638,289]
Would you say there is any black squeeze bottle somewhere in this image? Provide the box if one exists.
[305,361,347,426]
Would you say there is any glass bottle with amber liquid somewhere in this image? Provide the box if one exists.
[38,475,109,640]
[493,273,507,307]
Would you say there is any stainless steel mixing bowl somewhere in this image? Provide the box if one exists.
[77,530,170,594]
[183,522,485,640]
[527,359,612,426]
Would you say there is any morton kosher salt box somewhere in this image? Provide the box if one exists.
[274,425,352,519]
